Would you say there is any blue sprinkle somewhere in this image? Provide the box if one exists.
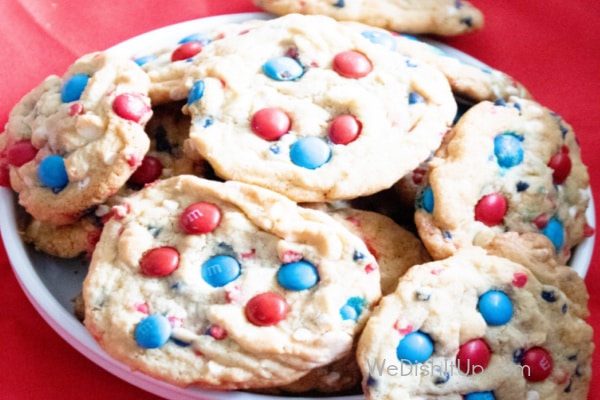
[460,17,473,27]
[360,30,397,51]
[134,54,158,66]
[564,380,572,393]
[38,155,69,191]
[516,181,529,192]
[178,32,211,46]
[366,375,377,387]
[415,290,431,301]
[408,92,425,105]
[171,337,191,347]
[562,303,568,313]
[195,116,214,128]
[541,289,557,303]
[353,250,366,261]
[61,74,90,103]
[340,297,366,321]
[333,0,345,7]
[148,225,162,237]
[513,348,525,364]
[405,58,419,68]
[269,143,281,154]
[575,365,583,377]
[494,99,507,107]
[434,371,450,384]
[187,80,205,105]
[417,186,434,213]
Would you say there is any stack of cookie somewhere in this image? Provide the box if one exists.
[0,11,593,400]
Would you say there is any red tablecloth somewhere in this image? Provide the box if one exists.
[1,1,598,398]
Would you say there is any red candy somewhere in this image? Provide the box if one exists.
[548,149,572,185]
[7,139,37,167]
[522,347,554,382]
[333,51,372,79]
[474,193,507,226]
[456,338,491,374]
[179,202,221,234]
[251,107,291,141]
[171,41,203,62]
[140,246,180,277]
[245,292,289,326]
[328,114,362,145]
[113,93,151,123]
[128,155,163,186]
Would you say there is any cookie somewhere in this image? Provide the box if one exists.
[414,98,591,264]
[20,214,102,259]
[83,175,381,390]
[0,51,152,225]
[184,14,456,202]
[356,247,593,399]
[135,18,269,105]
[328,208,432,296]
[253,0,484,36]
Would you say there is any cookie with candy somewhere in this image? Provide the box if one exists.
[83,175,381,389]
[356,247,592,399]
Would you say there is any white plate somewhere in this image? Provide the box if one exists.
[0,12,595,400]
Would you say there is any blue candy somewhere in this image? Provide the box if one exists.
[464,391,496,400]
[262,56,304,81]
[134,315,172,349]
[38,155,68,190]
[478,290,513,326]
[61,74,90,103]
[360,30,397,51]
[542,218,565,252]
[277,260,319,291]
[290,137,331,169]
[187,80,205,106]
[396,331,434,364]
[494,132,524,168]
[201,255,241,287]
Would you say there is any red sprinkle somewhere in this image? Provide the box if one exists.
[179,202,221,234]
[134,302,150,314]
[333,51,372,79]
[512,272,528,288]
[171,41,203,62]
[139,246,180,277]
[113,93,151,123]
[474,193,507,226]
[364,263,378,274]
[584,223,595,238]
[412,168,427,185]
[533,213,549,230]
[251,107,291,141]
[208,324,228,340]
[245,292,289,326]
[69,103,84,116]
[280,250,303,263]
[393,319,413,336]
[241,248,256,259]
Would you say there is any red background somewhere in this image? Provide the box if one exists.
[1,1,599,398]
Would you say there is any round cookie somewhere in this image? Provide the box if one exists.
[184,14,456,202]
[414,97,591,264]
[356,247,592,399]
[83,175,381,390]
[21,214,102,259]
[328,208,432,296]
[0,51,152,225]
[253,0,484,36]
